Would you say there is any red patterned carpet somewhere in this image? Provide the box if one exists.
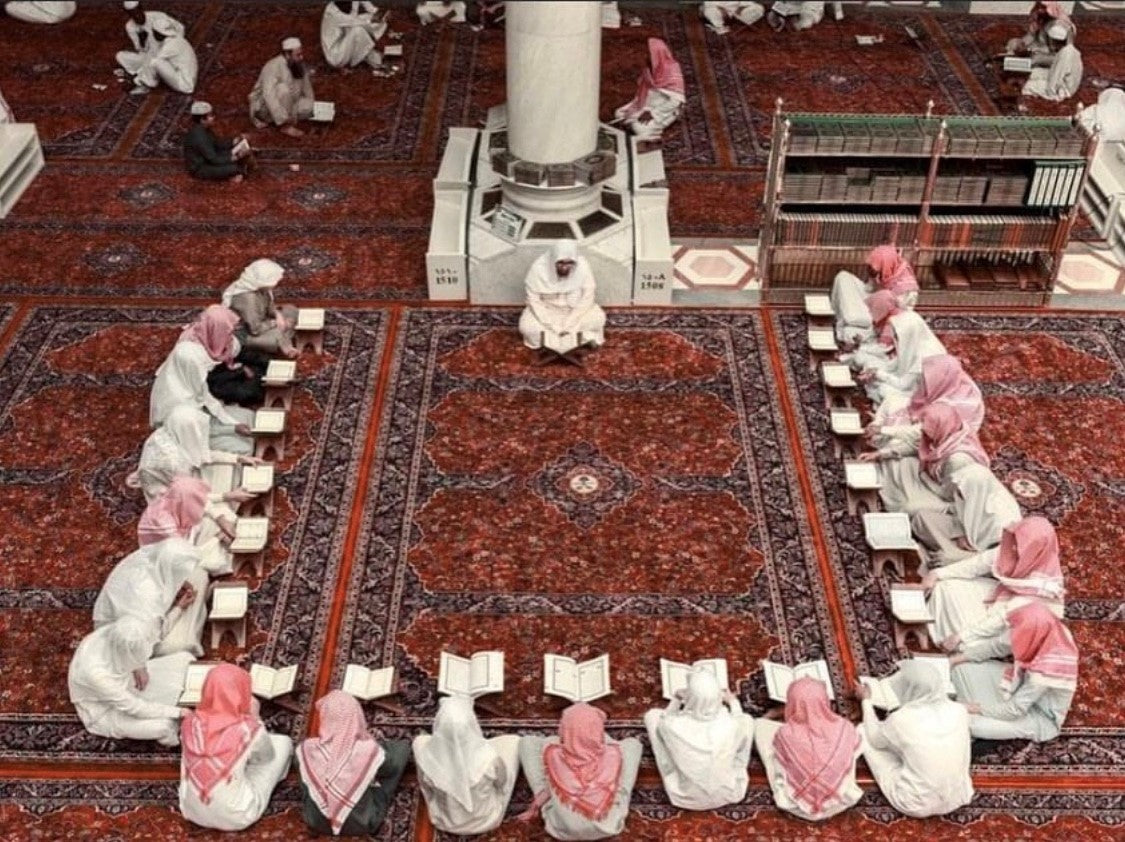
[1,2,1124,839]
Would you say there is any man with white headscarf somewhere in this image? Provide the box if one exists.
[699,2,764,34]
[116,1,187,95]
[250,37,315,137]
[93,537,210,657]
[857,310,946,405]
[644,668,753,810]
[321,2,390,71]
[1079,87,1125,143]
[857,660,974,818]
[911,464,1022,567]
[520,241,606,356]
[68,616,191,745]
[413,696,521,835]
[222,259,299,357]
[1023,22,1082,102]
[4,1,76,23]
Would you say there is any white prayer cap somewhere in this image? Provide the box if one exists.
[123,1,140,9]
[152,16,178,36]
[1047,21,1069,40]
[190,101,213,116]
[282,36,302,51]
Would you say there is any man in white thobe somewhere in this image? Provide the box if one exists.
[116,1,186,94]
[768,0,825,31]
[249,37,315,137]
[416,1,465,24]
[1023,23,1082,102]
[700,2,764,34]
[321,2,389,70]
[4,1,76,23]
[519,241,606,355]
[1079,87,1125,143]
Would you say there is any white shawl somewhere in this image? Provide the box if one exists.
[414,696,497,812]
[92,538,199,630]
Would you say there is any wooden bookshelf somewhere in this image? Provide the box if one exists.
[760,103,1098,304]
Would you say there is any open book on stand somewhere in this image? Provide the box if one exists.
[544,653,611,703]
[761,659,834,703]
[250,663,298,700]
[660,657,728,700]
[342,664,396,701]
[438,650,504,698]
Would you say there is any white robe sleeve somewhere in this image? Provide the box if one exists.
[85,664,183,722]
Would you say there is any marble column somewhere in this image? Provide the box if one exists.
[505,1,602,165]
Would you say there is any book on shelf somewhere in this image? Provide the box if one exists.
[543,653,611,703]
[230,516,269,553]
[312,101,336,123]
[761,659,834,703]
[660,657,729,700]
[890,583,933,623]
[438,650,504,699]
[803,293,832,317]
[239,464,274,495]
[807,326,837,352]
[844,460,880,490]
[249,663,298,699]
[201,462,236,495]
[209,583,248,620]
[862,512,917,550]
[179,662,218,705]
[830,408,863,436]
[296,308,325,331]
[821,362,855,390]
[251,408,286,435]
[263,359,296,386]
[342,664,396,700]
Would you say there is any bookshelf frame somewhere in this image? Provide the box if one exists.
[760,101,1098,304]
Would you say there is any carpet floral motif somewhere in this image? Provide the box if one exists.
[528,441,641,529]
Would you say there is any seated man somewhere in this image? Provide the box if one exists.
[183,101,254,183]
[700,2,764,34]
[249,37,315,138]
[1006,1,1072,65]
[613,37,685,143]
[1022,22,1082,102]
[4,1,76,23]
[768,0,825,32]
[416,1,466,25]
[1079,87,1125,142]
[116,1,187,95]
[519,241,606,356]
[321,2,390,72]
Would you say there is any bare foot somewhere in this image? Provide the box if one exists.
[231,174,244,184]
[280,125,304,138]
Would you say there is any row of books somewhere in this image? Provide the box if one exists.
[783,172,1040,207]
[783,172,926,203]
[927,215,1058,249]
[776,213,919,248]
[785,117,1083,158]
[1027,161,1085,208]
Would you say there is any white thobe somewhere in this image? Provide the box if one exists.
[616,88,685,142]
[68,630,190,745]
[701,1,764,32]
[150,341,241,429]
[249,55,315,128]
[4,1,76,23]
[865,311,946,404]
[953,661,1074,742]
[911,464,1022,566]
[414,734,520,836]
[861,698,974,818]
[322,2,387,69]
[754,719,863,822]
[1079,88,1125,142]
[93,539,210,657]
[179,730,294,831]
[0,88,12,123]
[1023,44,1082,102]
[519,736,643,841]
[416,1,465,24]
[772,1,825,29]
[644,703,753,810]
[116,11,186,82]
[125,36,197,93]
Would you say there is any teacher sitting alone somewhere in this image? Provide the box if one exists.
[519,241,606,355]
